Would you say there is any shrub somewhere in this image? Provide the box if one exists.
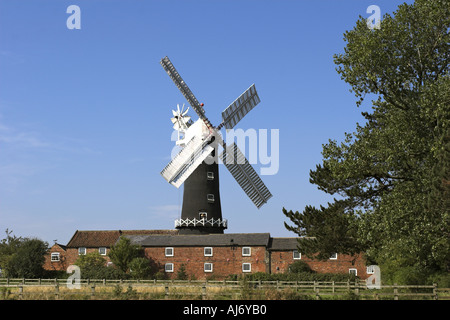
[176,264,188,280]
[230,271,358,282]
[129,257,154,279]
[288,261,314,274]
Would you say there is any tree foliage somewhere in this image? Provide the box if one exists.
[129,257,156,280]
[0,229,48,278]
[284,0,449,281]
[107,236,143,273]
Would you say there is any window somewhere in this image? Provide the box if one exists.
[207,194,215,202]
[204,263,213,273]
[78,247,86,255]
[207,172,214,180]
[349,268,357,276]
[293,250,301,260]
[242,247,251,256]
[199,212,207,219]
[204,247,213,256]
[165,263,174,273]
[51,253,60,261]
[165,247,174,257]
[329,253,338,260]
[242,263,251,273]
[99,247,107,255]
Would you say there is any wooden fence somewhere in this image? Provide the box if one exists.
[0,278,449,300]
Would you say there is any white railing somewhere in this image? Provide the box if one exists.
[174,218,227,228]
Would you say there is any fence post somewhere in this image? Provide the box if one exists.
[54,283,59,300]
[393,283,398,300]
[332,281,335,293]
[165,285,169,299]
[433,283,438,300]
[202,284,207,300]
[91,284,96,298]
[19,285,23,299]
[314,281,320,300]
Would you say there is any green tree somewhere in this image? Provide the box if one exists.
[129,257,154,279]
[75,252,109,279]
[108,236,143,273]
[283,201,362,260]
[176,263,188,280]
[284,0,449,282]
[76,252,106,270]
[0,229,23,276]
[6,238,48,278]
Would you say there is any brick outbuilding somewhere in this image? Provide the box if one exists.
[44,229,370,279]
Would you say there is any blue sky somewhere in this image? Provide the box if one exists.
[0,0,413,245]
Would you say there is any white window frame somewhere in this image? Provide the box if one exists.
[165,263,174,273]
[349,268,358,276]
[99,247,107,255]
[204,247,213,257]
[207,172,214,180]
[199,212,207,220]
[207,194,215,202]
[51,252,60,261]
[293,250,301,260]
[204,263,213,273]
[366,265,375,274]
[329,253,338,260]
[242,247,251,256]
[165,247,174,257]
[78,247,86,255]
[242,263,252,273]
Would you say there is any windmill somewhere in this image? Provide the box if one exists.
[160,56,272,234]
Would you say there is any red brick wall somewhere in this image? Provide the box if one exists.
[270,251,369,279]
[43,245,68,271]
[43,244,369,280]
[43,246,112,272]
[144,246,268,280]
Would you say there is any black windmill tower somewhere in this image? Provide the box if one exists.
[160,56,272,235]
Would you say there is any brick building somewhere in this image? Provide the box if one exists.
[43,229,177,272]
[44,229,369,279]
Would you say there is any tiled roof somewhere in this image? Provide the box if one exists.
[65,229,301,250]
[126,233,271,247]
[66,229,179,248]
[120,230,179,236]
[268,238,299,250]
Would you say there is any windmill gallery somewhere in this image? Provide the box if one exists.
[43,57,371,280]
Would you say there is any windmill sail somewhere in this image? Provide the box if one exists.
[160,56,206,119]
[161,134,214,188]
[221,84,260,129]
[221,143,272,208]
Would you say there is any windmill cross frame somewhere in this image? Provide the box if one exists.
[160,56,272,210]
